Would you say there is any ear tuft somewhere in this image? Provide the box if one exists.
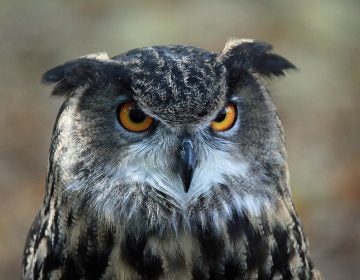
[220,38,272,59]
[219,38,297,81]
[41,52,124,97]
[255,53,297,77]
[79,52,110,61]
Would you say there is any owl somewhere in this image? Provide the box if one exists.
[22,39,321,280]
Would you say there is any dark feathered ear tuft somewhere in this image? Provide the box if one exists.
[42,53,126,97]
[254,53,297,77]
[219,39,297,82]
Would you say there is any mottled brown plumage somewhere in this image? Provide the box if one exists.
[22,39,321,279]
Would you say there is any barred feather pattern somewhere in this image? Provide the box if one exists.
[22,132,320,280]
[22,188,321,279]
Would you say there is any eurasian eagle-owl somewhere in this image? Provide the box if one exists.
[22,39,321,280]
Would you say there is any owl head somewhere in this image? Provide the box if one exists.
[43,39,296,233]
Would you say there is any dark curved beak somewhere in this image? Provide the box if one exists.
[178,139,196,193]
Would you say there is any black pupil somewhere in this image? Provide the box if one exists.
[214,108,227,122]
[129,108,146,123]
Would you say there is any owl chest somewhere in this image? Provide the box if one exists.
[59,215,245,279]
[108,233,198,280]
[30,203,313,280]
[107,229,273,280]
[105,228,305,280]
[62,213,309,280]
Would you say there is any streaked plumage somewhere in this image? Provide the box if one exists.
[22,39,321,280]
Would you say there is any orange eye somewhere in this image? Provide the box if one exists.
[118,102,153,132]
[211,103,237,131]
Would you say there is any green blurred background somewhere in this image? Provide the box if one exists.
[0,0,359,279]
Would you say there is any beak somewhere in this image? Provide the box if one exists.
[178,139,197,193]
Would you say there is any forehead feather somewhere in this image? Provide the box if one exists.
[113,46,227,124]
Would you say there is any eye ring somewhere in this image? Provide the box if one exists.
[211,103,237,131]
[117,102,153,132]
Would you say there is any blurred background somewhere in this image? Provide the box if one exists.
[0,0,359,279]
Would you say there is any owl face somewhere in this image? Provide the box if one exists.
[44,39,295,232]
